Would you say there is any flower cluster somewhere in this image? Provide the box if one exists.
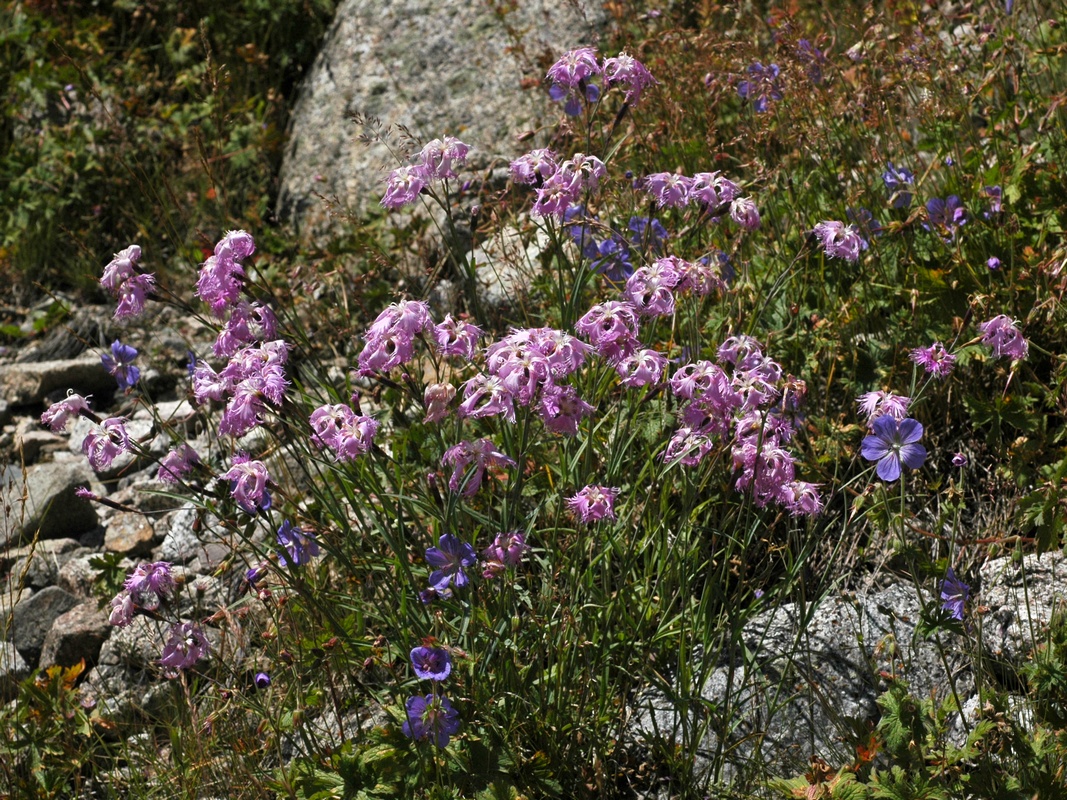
[403,646,459,748]
[357,299,433,374]
[193,340,290,438]
[661,335,822,515]
[482,531,529,579]
[100,244,155,320]
[640,170,755,228]
[108,561,175,627]
[382,136,471,209]
[530,153,607,220]
[812,220,868,262]
[545,47,655,116]
[458,327,594,435]
[441,438,516,496]
[737,62,782,112]
[309,403,380,461]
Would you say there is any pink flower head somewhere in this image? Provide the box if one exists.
[602,52,656,103]
[108,592,135,627]
[418,136,470,180]
[124,561,175,609]
[221,454,272,513]
[689,172,740,209]
[41,392,91,431]
[547,46,601,88]
[644,172,693,208]
[615,348,668,388]
[717,335,764,366]
[856,391,912,426]
[482,531,529,579]
[196,255,246,316]
[157,444,199,484]
[214,229,256,262]
[675,257,726,296]
[510,148,559,184]
[424,383,456,423]
[663,425,715,466]
[729,196,761,230]
[625,257,683,317]
[442,438,516,496]
[910,342,956,379]
[115,273,155,320]
[82,418,131,471]
[529,327,591,378]
[979,315,1028,361]
[812,220,868,262]
[382,164,430,209]
[334,414,379,461]
[778,481,823,516]
[537,384,595,436]
[192,361,233,404]
[733,440,796,506]
[567,484,620,523]
[214,301,278,358]
[159,622,210,671]
[359,300,433,374]
[575,300,641,362]
[457,373,517,422]
[434,314,483,360]
[533,169,582,218]
[100,245,141,292]
[310,403,356,450]
[559,153,607,190]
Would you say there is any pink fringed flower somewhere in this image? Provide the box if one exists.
[602,52,656,103]
[442,438,516,496]
[41,393,92,432]
[82,418,131,471]
[157,444,199,484]
[910,342,956,379]
[221,454,272,513]
[567,485,620,523]
[979,315,1028,361]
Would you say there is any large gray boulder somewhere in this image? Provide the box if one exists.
[277,0,605,236]
[0,461,98,548]
[9,585,80,666]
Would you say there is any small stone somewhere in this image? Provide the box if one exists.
[57,554,104,599]
[104,512,157,557]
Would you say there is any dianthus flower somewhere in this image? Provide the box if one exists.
[482,531,529,579]
[214,301,277,358]
[689,172,740,210]
[417,136,470,180]
[221,454,271,513]
[910,342,956,379]
[856,391,912,425]
[157,444,199,484]
[277,520,320,567]
[547,46,602,116]
[101,340,140,391]
[567,484,620,523]
[423,383,456,423]
[334,414,379,461]
[882,161,914,208]
[41,392,91,432]
[737,62,782,112]
[602,52,656,103]
[425,533,477,589]
[215,229,256,262]
[159,622,210,672]
[729,196,761,230]
[662,426,715,466]
[441,438,516,496]
[982,185,1002,217]
[615,348,668,388]
[625,257,683,317]
[100,245,141,293]
[123,561,175,610]
[403,694,460,748]
[644,172,692,208]
[676,257,727,296]
[358,300,433,374]
[812,220,868,262]
[108,592,135,627]
[381,164,430,209]
[457,374,517,422]
[82,418,131,471]
[410,646,452,681]
[732,440,796,507]
[196,247,248,316]
[309,403,355,450]
[434,314,483,360]
[778,480,823,516]
[533,170,582,218]
[115,273,156,320]
[537,384,595,436]
[510,148,558,184]
[717,335,764,366]
[861,416,927,482]
[978,315,1028,361]
[575,301,641,362]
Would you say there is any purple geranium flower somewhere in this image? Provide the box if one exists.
[402,694,461,748]
[925,195,967,240]
[410,646,452,681]
[101,340,140,390]
[882,161,914,208]
[860,416,927,482]
[940,568,969,620]
[737,62,782,112]
[276,520,319,567]
[425,534,477,590]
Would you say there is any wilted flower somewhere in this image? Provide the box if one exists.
[482,531,529,578]
[423,383,456,423]
[402,694,460,748]
[952,452,968,467]
[860,416,927,482]
[729,196,760,230]
[940,568,969,621]
[157,444,199,484]
[410,646,452,681]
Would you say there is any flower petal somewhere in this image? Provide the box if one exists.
[876,454,901,482]
[899,442,927,470]
[897,418,924,444]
